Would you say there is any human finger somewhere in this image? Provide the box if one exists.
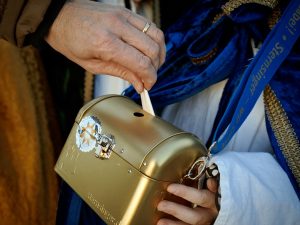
[74,58,144,93]
[157,218,187,225]
[157,200,213,225]
[97,7,163,70]
[167,183,216,209]
[120,19,161,69]
[94,34,157,90]
[126,12,166,66]
[206,178,218,193]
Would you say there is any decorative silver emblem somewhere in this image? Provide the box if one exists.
[94,134,115,159]
[76,116,115,159]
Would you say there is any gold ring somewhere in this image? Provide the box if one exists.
[142,22,151,33]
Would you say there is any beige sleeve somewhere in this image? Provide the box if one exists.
[0,0,51,46]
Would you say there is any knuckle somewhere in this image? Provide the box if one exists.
[155,28,165,44]
[93,30,111,47]
[108,12,123,27]
[119,70,132,82]
[138,55,152,69]
[194,214,205,225]
[106,7,128,26]
[94,32,118,59]
[130,79,139,88]
[120,7,132,19]
[148,43,160,59]
[113,6,125,16]
[197,193,207,205]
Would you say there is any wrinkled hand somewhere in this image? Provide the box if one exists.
[45,0,165,93]
[157,178,219,225]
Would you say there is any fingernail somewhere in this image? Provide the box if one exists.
[167,184,175,193]
[135,83,144,94]
[157,220,165,225]
[157,201,166,211]
[157,220,166,225]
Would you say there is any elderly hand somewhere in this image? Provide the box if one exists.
[157,178,219,225]
[45,0,165,93]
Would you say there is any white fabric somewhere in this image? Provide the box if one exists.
[161,80,300,225]
[162,79,272,154]
[94,74,129,97]
[210,152,300,225]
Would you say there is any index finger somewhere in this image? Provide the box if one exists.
[167,183,216,209]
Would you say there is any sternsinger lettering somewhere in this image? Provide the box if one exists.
[250,42,284,95]
[87,193,122,225]
[286,4,300,35]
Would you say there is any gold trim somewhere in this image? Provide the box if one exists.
[212,12,226,24]
[268,5,281,29]
[191,47,218,65]
[264,85,300,187]
[222,0,279,15]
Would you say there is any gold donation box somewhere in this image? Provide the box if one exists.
[55,95,207,225]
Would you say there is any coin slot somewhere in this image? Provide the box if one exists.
[133,112,144,117]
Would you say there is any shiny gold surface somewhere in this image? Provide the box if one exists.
[141,133,207,181]
[55,95,207,225]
